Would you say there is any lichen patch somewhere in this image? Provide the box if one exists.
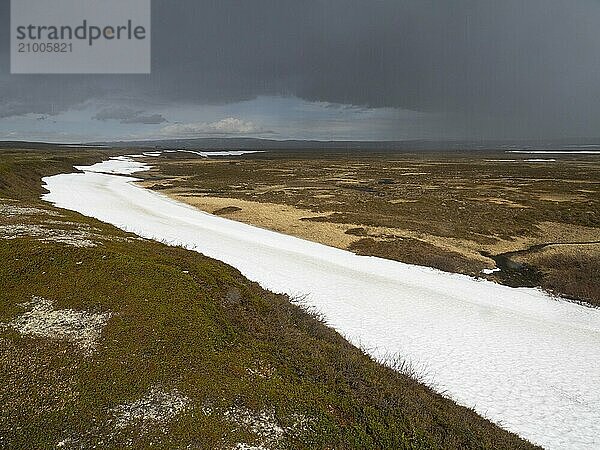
[111,387,190,430]
[0,204,62,217]
[3,296,111,353]
[201,404,311,450]
[0,224,99,247]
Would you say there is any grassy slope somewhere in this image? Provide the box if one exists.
[0,148,535,449]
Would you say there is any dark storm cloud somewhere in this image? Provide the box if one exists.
[93,106,167,124]
[2,0,600,137]
[121,113,166,125]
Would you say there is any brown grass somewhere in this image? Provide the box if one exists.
[349,237,485,275]
[519,245,600,306]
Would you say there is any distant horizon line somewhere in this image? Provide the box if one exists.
[3,136,600,146]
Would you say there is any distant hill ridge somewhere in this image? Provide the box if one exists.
[2,138,600,152]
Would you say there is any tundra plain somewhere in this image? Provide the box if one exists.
[140,150,600,306]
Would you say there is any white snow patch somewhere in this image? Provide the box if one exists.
[126,149,262,159]
[525,159,557,162]
[4,296,111,353]
[75,156,150,175]
[176,150,264,157]
[508,150,600,154]
[481,268,501,275]
[111,387,190,430]
[41,157,600,449]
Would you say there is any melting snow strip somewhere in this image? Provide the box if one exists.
[41,156,600,449]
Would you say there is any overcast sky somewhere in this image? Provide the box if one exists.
[2,0,600,142]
